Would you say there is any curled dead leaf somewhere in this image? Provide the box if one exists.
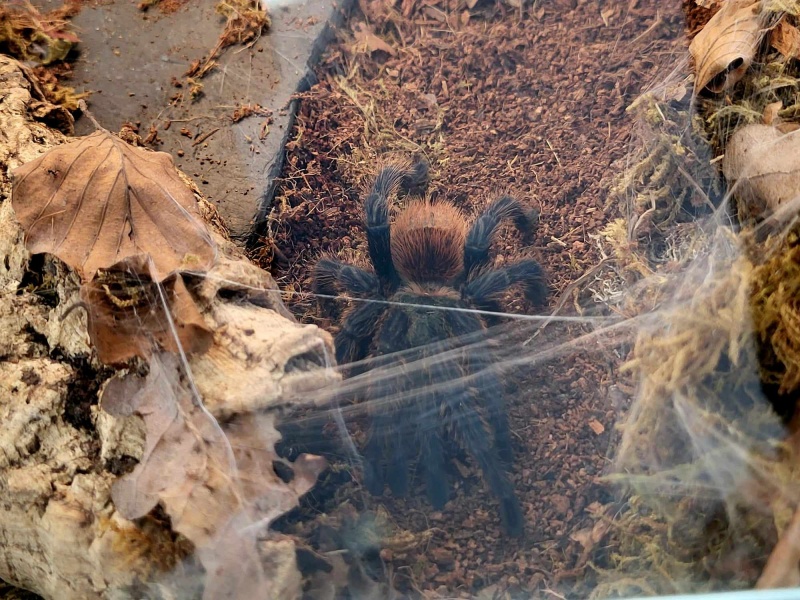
[11,129,217,282]
[80,254,213,365]
[689,0,768,94]
[569,519,610,550]
[102,353,326,538]
[757,506,800,588]
[770,18,800,59]
[352,22,396,56]
[722,124,800,220]
[102,353,240,526]
[763,100,782,125]
[101,353,326,597]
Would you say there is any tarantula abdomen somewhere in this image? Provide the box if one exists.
[312,160,547,537]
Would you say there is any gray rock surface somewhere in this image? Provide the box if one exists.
[51,0,350,241]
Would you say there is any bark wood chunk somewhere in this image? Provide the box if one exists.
[0,55,335,600]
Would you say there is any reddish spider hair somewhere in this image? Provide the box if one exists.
[390,200,468,283]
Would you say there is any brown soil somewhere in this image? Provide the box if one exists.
[262,0,694,597]
[263,0,693,310]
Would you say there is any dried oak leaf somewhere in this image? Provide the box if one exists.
[352,22,396,56]
[757,506,800,588]
[763,100,783,124]
[102,353,325,597]
[102,353,240,530]
[770,18,800,59]
[11,129,216,282]
[689,0,767,94]
[81,254,213,365]
[722,124,800,220]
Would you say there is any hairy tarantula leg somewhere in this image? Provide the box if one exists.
[488,398,514,465]
[433,349,523,535]
[471,367,514,465]
[398,157,430,198]
[450,398,524,537]
[312,258,380,319]
[362,430,387,496]
[383,390,412,498]
[313,258,379,297]
[463,258,548,309]
[464,195,539,279]
[364,165,407,292]
[334,301,386,366]
[420,429,449,509]
[386,428,410,498]
[362,403,412,498]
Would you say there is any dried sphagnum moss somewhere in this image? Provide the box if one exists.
[752,231,800,401]
[100,514,195,578]
[610,83,722,243]
[599,44,800,598]
[0,1,78,65]
[596,2,800,592]
[595,230,800,593]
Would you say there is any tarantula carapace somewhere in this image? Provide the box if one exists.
[313,161,547,536]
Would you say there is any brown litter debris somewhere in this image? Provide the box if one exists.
[11,128,217,282]
[0,0,80,65]
[723,124,800,222]
[80,255,213,365]
[0,1,88,117]
[183,0,270,93]
[689,0,773,95]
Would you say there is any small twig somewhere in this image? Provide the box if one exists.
[192,127,221,147]
[77,99,104,131]
[60,301,89,322]
[629,10,662,45]
[546,139,562,167]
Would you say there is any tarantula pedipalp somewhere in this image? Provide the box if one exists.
[313,161,547,537]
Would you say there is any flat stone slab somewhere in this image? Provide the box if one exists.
[36,0,348,242]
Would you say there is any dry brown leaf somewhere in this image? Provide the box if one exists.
[80,254,213,365]
[757,506,800,588]
[102,353,262,597]
[689,0,765,94]
[771,19,800,58]
[588,418,605,435]
[102,353,326,537]
[763,100,783,124]
[0,1,80,65]
[102,353,242,532]
[352,22,396,56]
[102,353,326,598]
[570,518,611,550]
[11,129,217,282]
[722,124,800,220]
[223,414,328,524]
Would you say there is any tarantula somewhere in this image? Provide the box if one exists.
[313,161,547,536]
